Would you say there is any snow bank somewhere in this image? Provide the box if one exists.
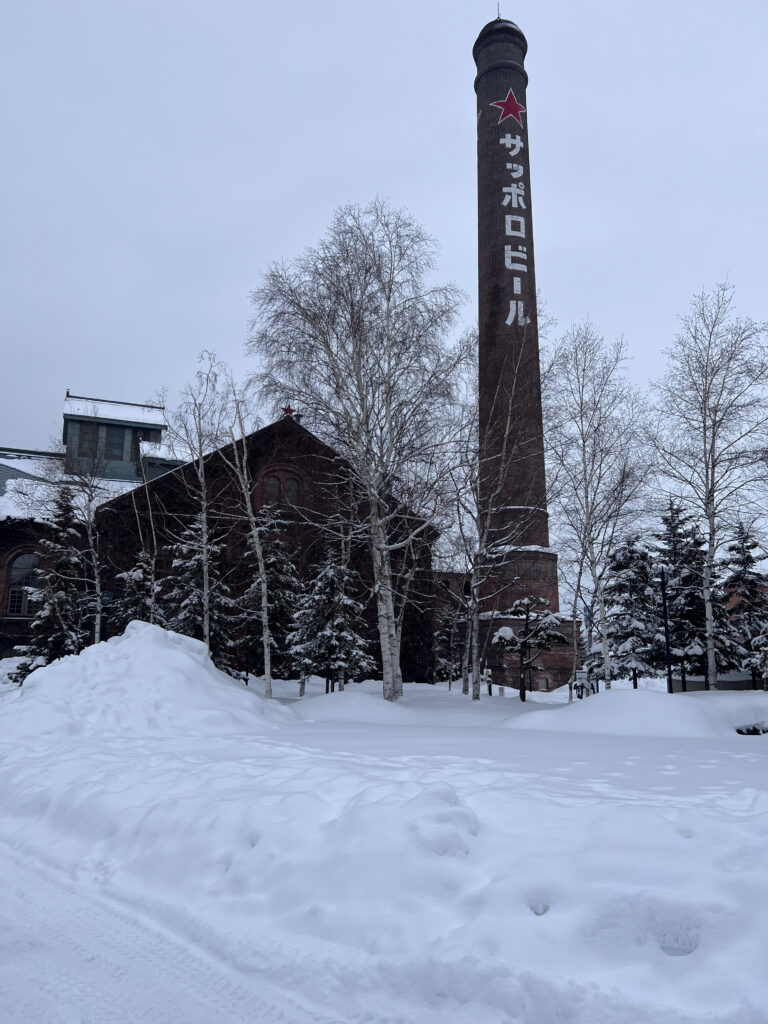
[294,686,414,723]
[7,621,292,738]
[1,630,768,1022]
[511,687,768,738]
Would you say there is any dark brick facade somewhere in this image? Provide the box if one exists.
[0,519,48,658]
[97,415,435,682]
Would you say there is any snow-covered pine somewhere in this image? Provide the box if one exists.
[112,549,165,633]
[235,504,302,681]
[12,485,88,681]
[492,596,565,702]
[603,534,660,688]
[432,599,464,685]
[159,513,239,676]
[287,552,374,694]
[655,501,711,688]
[721,522,768,687]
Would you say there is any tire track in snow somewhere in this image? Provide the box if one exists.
[0,841,342,1024]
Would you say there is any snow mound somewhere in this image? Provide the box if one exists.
[294,686,413,723]
[511,688,768,738]
[9,621,292,738]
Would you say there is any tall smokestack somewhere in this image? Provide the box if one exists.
[474,17,561,622]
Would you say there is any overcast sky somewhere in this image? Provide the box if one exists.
[2,0,766,450]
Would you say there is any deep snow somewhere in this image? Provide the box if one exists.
[1,622,767,1023]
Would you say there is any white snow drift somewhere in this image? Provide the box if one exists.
[1,621,767,1024]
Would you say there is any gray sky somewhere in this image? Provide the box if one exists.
[2,0,766,450]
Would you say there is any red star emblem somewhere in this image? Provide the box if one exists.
[490,88,526,126]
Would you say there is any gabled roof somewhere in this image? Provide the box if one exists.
[97,414,339,515]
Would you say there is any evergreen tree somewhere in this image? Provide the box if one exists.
[492,597,566,702]
[13,486,88,680]
[721,522,768,686]
[159,513,238,675]
[655,501,710,687]
[287,553,374,693]
[236,505,302,680]
[112,549,165,633]
[603,534,660,687]
[432,599,464,685]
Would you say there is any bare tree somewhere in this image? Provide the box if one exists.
[652,283,768,688]
[214,374,280,697]
[441,302,559,701]
[248,199,466,700]
[544,322,650,687]
[160,351,231,655]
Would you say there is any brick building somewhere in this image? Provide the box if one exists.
[1,401,434,681]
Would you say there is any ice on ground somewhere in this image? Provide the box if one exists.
[1,623,767,1023]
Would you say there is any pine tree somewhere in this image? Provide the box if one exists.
[603,534,660,688]
[722,522,768,687]
[433,600,463,685]
[112,549,165,633]
[13,486,88,680]
[655,501,709,688]
[159,514,238,675]
[492,597,566,702]
[235,505,302,681]
[287,553,374,693]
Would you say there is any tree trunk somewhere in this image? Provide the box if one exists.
[471,599,481,701]
[371,515,398,701]
[461,630,470,696]
[519,648,526,702]
[594,577,612,689]
[632,666,638,690]
[702,508,717,690]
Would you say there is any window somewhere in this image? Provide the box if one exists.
[265,475,280,503]
[78,422,98,458]
[7,553,39,617]
[105,425,124,461]
[285,477,299,504]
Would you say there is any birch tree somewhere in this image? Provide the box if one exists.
[161,351,231,656]
[544,323,650,687]
[652,284,768,688]
[247,199,465,700]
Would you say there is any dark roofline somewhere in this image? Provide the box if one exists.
[96,414,340,514]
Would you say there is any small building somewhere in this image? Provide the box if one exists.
[62,392,181,481]
[1,392,179,657]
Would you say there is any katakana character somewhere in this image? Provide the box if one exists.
[499,134,524,155]
[501,182,526,209]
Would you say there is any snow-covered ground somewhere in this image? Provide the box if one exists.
[1,622,767,1024]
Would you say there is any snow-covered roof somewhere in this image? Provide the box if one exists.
[139,438,181,463]
[0,449,62,480]
[63,394,166,428]
[0,471,140,524]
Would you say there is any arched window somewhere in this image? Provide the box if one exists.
[7,553,39,617]
[265,475,281,503]
[284,477,299,505]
